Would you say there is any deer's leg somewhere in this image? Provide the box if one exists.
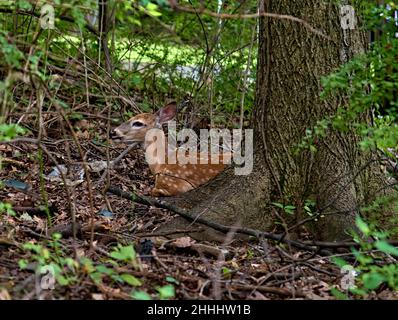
[151,187,172,197]
[151,174,194,197]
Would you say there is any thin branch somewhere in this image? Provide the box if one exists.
[107,186,398,252]
[168,1,333,41]
[107,186,326,254]
[0,8,98,35]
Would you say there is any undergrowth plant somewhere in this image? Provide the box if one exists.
[18,234,175,299]
[332,216,398,299]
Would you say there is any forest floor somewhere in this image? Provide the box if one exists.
[0,116,397,300]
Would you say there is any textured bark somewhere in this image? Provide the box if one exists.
[254,0,365,240]
[165,0,390,241]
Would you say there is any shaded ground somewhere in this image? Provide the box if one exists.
[0,116,397,300]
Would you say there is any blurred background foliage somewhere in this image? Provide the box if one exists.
[0,0,258,131]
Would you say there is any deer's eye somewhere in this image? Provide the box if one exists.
[132,121,145,128]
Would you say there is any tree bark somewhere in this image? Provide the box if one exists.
[165,0,390,241]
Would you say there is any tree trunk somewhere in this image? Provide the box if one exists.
[166,0,389,241]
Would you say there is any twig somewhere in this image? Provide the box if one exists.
[168,0,332,41]
[106,186,327,254]
[135,228,203,237]
[107,186,398,253]
[98,143,138,183]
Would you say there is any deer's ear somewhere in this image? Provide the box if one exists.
[156,101,177,124]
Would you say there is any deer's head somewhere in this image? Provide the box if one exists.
[111,102,177,144]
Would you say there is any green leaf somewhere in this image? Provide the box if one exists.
[332,257,349,268]
[80,257,95,273]
[110,245,136,262]
[71,7,86,29]
[111,274,123,283]
[166,276,179,284]
[52,233,62,241]
[96,265,114,276]
[0,202,16,216]
[0,124,26,141]
[374,241,398,257]
[0,34,24,68]
[284,205,296,215]
[157,284,175,300]
[18,259,29,269]
[131,290,152,300]
[145,3,162,17]
[363,272,385,290]
[356,216,370,236]
[271,202,284,209]
[330,288,348,300]
[55,274,69,286]
[349,287,368,296]
[90,272,103,284]
[121,274,142,287]
[65,257,77,272]
[17,0,32,10]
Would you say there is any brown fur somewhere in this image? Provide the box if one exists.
[112,103,229,196]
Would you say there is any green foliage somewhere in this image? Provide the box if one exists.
[130,290,152,300]
[303,199,316,217]
[156,284,175,300]
[19,237,143,289]
[0,123,26,141]
[165,276,179,284]
[0,32,24,68]
[112,0,257,119]
[20,233,79,286]
[221,266,233,279]
[272,199,318,222]
[130,284,176,300]
[300,2,398,156]
[332,216,398,298]
[18,237,179,298]
[109,244,137,262]
[17,0,32,10]
[272,202,296,215]
[0,0,256,126]
[0,202,15,216]
[295,2,398,237]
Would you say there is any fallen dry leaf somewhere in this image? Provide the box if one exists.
[173,236,194,248]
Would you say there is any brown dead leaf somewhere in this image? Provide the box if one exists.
[305,292,329,300]
[92,293,104,300]
[250,263,269,276]
[76,119,91,130]
[76,248,85,258]
[33,216,46,231]
[76,130,90,140]
[173,236,194,248]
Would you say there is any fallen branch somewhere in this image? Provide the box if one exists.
[135,228,204,238]
[107,186,328,254]
[107,186,398,254]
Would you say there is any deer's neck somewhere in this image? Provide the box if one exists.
[143,133,174,174]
